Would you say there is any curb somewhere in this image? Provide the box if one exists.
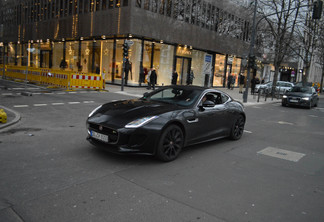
[0,106,21,130]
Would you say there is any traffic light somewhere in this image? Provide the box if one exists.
[313,0,323,19]
[123,43,129,57]
[248,55,256,68]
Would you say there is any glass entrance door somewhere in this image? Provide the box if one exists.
[176,57,191,85]
[40,50,50,68]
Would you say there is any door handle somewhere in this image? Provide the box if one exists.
[187,118,198,123]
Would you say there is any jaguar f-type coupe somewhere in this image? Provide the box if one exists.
[87,85,246,161]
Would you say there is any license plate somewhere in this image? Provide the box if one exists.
[91,131,109,143]
[290,99,298,103]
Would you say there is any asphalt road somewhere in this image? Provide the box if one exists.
[0,81,324,222]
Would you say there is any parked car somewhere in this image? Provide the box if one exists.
[282,86,319,108]
[255,81,294,94]
[86,85,246,161]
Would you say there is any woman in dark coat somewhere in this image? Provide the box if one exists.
[171,70,178,85]
[150,68,157,90]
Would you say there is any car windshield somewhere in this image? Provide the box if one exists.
[146,87,202,107]
[291,86,312,94]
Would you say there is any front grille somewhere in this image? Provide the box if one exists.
[89,123,118,143]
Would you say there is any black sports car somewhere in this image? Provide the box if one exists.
[86,85,246,161]
[282,86,319,108]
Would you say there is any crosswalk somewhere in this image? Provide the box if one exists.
[13,101,95,108]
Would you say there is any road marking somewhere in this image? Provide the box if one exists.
[68,102,80,104]
[257,147,305,162]
[13,105,29,108]
[33,93,41,95]
[68,92,77,94]
[57,92,66,95]
[2,93,13,96]
[244,130,252,134]
[34,104,47,107]
[83,101,94,104]
[278,121,294,125]
[308,115,318,118]
[52,103,65,105]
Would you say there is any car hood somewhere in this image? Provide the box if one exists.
[88,99,182,127]
[285,92,311,97]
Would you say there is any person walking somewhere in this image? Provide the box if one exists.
[171,70,178,85]
[186,70,195,85]
[146,68,152,89]
[239,73,245,94]
[227,74,232,89]
[150,68,157,90]
[251,75,257,95]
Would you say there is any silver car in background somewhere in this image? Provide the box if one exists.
[255,81,294,94]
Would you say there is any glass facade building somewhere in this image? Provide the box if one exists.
[1,0,254,87]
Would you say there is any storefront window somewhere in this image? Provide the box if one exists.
[31,43,40,68]
[8,43,16,66]
[39,42,52,68]
[52,42,64,70]
[127,39,142,85]
[213,54,226,86]
[152,43,174,86]
[231,57,241,86]
[191,49,205,85]
[143,41,152,72]
[81,41,92,73]
[65,41,78,71]
[101,40,114,81]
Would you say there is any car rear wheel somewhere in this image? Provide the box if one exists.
[156,125,184,162]
[229,115,245,140]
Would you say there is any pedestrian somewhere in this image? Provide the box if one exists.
[227,74,232,89]
[251,75,257,95]
[230,74,235,90]
[139,64,145,86]
[59,59,67,70]
[146,68,152,89]
[124,59,130,85]
[171,70,178,85]
[186,70,195,85]
[239,73,245,94]
[150,68,157,90]
[95,63,100,74]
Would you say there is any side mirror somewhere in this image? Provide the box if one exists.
[143,92,149,99]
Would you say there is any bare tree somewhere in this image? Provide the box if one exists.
[258,0,303,93]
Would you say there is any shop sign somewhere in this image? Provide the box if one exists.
[291,70,295,77]
[40,43,51,50]
[176,47,192,57]
[203,54,212,75]
[227,56,234,64]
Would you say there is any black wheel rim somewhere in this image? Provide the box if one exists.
[162,128,183,159]
[233,117,244,138]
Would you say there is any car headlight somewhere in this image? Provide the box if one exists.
[301,97,310,101]
[283,95,287,98]
[125,116,159,129]
[88,105,102,117]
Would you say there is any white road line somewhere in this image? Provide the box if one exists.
[33,93,41,95]
[68,102,80,104]
[79,91,87,93]
[68,92,77,94]
[258,147,305,162]
[34,104,47,107]
[83,101,94,104]
[278,121,294,125]
[13,105,29,108]
[244,130,252,134]
[52,103,65,105]
[1,93,13,96]
[57,92,66,95]
[308,115,318,118]
[12,88,25,90]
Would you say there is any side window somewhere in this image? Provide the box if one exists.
[221,93,229,103]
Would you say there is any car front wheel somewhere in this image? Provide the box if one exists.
[156,125,184,162]
[230,115,245,140]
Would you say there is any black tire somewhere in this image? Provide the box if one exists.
[156,125,184,162]
[314,100,318,107]
[230,115,245,140]
[282,102,286,107]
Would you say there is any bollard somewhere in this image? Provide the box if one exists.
[0,109,7,124]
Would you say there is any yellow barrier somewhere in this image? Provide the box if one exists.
[0,109,7,124]
[1,66,103,90]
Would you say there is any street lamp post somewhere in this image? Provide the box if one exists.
[243,0,258,103]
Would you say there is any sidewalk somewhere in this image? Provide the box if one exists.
[105,84,282,106]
